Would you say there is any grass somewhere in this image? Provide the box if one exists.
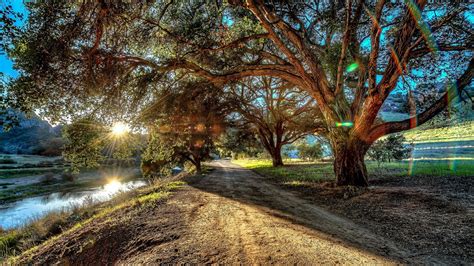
[233,159,474,183]
[1,179,186,261]
[0,168,65,179]
[403,121,474,143]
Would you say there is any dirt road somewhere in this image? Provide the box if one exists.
[23,160,417,264]
[125,160,408,264]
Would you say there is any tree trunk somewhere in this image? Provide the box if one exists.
[194,160,202,173]
[271,148,284,167]
[332,137,369,187]
[191,158,202,174]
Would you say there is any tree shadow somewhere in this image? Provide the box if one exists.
[184,161,416,264]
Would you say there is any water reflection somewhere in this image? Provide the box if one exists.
[0,179,147,229]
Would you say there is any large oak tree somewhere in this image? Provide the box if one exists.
[8,0,473,186]
[230,77,325,166]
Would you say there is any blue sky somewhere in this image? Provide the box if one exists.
[0,0,27,78]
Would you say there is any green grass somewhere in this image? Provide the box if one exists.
[0,168,64,179]
[233,159,474,183]
[403,121,474,143]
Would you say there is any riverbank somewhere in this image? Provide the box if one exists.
[9,160,472,264]
[1,175,185,261]
[0,167,141,203]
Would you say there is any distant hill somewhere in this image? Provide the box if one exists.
[0,110,64,156]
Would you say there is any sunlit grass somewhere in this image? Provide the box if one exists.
[233,159,474,183]
[403,121,474,143]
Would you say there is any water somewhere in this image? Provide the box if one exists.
[0,180,147,229]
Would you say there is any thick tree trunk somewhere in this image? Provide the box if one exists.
[332,137,369,187]
[271,148,284,167]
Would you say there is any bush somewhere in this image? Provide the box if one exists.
[297,142,323,161]
[40,172,56,183]
[367,134,413,166]
[0,158,17,164]
[183,161,197,174]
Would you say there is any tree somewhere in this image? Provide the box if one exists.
[215,123,264,159]
[367,134,413,166]
[62,118,105,173]
[62,117,139,173]
[297,141,323,162]
[8,1,473,186]
[230,77,325,166]
[141,81,231,174]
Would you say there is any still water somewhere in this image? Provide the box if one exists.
[0,180,147,229]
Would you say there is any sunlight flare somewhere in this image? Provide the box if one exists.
[104,179,122,193]
[111,122,130,136]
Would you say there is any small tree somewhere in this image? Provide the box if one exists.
[367,134,413,166]
[297,142,323,162]
[62,117,140,173]
[141,81,231,174]
[215,124,264,159]
[62,118,105,173]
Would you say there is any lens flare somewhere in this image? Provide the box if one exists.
[111,122,130,136]
[346,62,359,72]
[405,0,439,56]
[104,179,121,193]
[335,122,354,127]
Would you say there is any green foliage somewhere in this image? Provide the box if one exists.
[141,132,175,178]
[215,125,264,159]
[367,134,413,165]
[297,142,323,161]
[141,81,231,176]
[62,118,105,173]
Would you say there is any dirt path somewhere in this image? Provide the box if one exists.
[125,160,409,264]
[22,160,417,264]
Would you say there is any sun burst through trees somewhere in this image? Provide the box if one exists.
[111,122,130,137]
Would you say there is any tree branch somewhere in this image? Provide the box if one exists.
[367,58,474,143]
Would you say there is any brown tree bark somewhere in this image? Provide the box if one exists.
[270,146,284,167]
[194,160,202,173]
[331,136,370,186]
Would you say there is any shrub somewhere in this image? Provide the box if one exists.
[367,134,413,166]
[183,161,196,174]
[297,142,323,161]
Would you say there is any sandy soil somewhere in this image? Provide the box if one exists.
[17,160,472,264]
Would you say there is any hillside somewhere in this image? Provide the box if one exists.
[0,110,63,155]
[403,121,473,143]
